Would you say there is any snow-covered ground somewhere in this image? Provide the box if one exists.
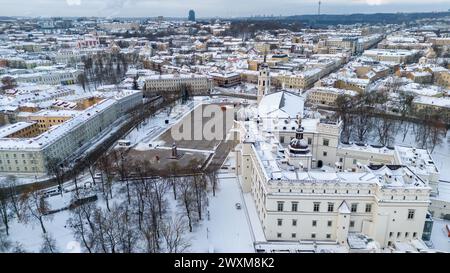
[7,194,77,253]
[4,153,256,253]
[430,218,450,253]
[358,120,450,181]
[188,171,255,253]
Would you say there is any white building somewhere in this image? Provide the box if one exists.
[144,73,213,95]
[0,90,142,174]
[362,49,419,64]
[233,65,435,248]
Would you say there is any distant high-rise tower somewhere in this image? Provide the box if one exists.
[188,10,196,21]
[318,1,321,16]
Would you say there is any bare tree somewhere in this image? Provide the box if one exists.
[150,177,169,219]
[97,154,115,211]
[20,185,51,234]
[10,242,26,253]
[112,149,131,205]
[67,191,97,253]
[376,117,396,147]
[0,179,11,236]
[161,216,191,253]
[40,233,59,253]
[178,176,196,232]
[77,73,87,92]
[207,169,219,197]
[167,162,180,200]
[188,159,207,221]
[45,157,64,196]
[353,108,372,143]
[84,158,98,186]
[114,203,138,253]
[428,119,447,153]
[0,231,11,252]
[5,175,21,219]
[335,94,354,143]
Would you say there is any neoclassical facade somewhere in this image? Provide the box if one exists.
[233,62,436,248]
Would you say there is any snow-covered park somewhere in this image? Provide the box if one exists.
[0,153,258,253]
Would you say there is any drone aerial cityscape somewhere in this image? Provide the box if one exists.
[0,0,450,260]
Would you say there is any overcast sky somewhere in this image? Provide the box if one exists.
[0,0,449,18]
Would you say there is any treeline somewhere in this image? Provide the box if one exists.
[335,91,448,152]
[285,11,450,26]
[224,20,304,39]
[78,52,139,91]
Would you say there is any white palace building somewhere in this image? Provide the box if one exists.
[234,61,440,249]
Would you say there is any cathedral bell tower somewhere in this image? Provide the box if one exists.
[257,54,271,104]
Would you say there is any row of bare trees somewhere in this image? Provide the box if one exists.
[64,151,219,253]
[336,91,447,152]
[78,52,134,91]
[0,175,60,252]
[0,147,220,253]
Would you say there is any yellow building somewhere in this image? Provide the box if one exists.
[0,122,41,138]
[29,110,78,133]
[307,87,357,107]
[434,70,450,88]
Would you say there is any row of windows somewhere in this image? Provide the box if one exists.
[276,188,373,195]
[277,202,372,213]
[1,153,35,159]
[0,166,37,172]
[277,232,332,239]
[0,159,37,164]
[277,219,334,227]
[33,119,66,123]
[389,231,418,240]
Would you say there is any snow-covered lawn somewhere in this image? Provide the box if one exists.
[8,205,77,253]
[4,163,256,253]
[188,172,254,253]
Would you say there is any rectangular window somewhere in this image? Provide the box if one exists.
[328,203,334,212]
[405,232,409,238]
[389,232,393,238]
[413,232,417,238]
[277,233,282,238]
[277,219,282,226]
[308,138,312,145]
[326,234,331,239]
[312,220,317,227]
[292,202,298,212]
[365,204,372,213]
[353,159,357,164]
[323,139,329,146]
[313,202,320,212]
[327,220,332,227]
[311,233,316,239]
[292,233,297,238]
[407,209,415,220]
[350,221,355,228]
[351,203,358,213]
[292,219,297,226]
[277,202,284,212]
[339,158,343,163]
[280,136,284,143]
[397,232,401,238]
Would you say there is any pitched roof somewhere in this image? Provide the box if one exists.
[338,200,351,214]
[258,91,304,119]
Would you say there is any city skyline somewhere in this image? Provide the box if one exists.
[0,0,449,18]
